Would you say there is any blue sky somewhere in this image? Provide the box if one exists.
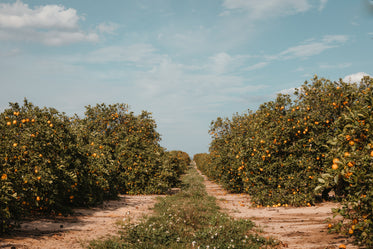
[0,0,372,156]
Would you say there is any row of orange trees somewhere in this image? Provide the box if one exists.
[195,76,373,247]
[0,99,190,234]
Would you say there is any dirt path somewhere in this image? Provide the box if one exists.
[197,168,359,249]
[0,195,158,249]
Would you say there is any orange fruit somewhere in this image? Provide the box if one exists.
[332,163,338,170]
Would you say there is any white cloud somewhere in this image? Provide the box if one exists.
[278,87,296,95]
[318,0,328,11]
[97,22,119,34]
[322,35,348,43]
[222,0,311,19]
[343,72,371,83]
[42,30,98,46]
[0,1,100,45]
[243,34,348,71]
[279,35,348,59]
[0,1,79,29]
[247,61,269,71]
[0,28,99,46]
[209,52,232,74]
[280,42,334,59]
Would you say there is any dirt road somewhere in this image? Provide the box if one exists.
[0,195,157,249]
[198,170,359,249]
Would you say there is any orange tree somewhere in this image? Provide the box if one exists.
[1,100,189,234]
[199,76,369,206]
[316,76,373,246]
[193,153,211,174]
[166,150,191,175]
[0,99,83,232]
[73,103,188,195]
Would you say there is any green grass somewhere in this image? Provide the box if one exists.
[88,166,278,249]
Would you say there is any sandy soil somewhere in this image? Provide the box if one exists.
[0,195,158,249]
[197,170,359,249]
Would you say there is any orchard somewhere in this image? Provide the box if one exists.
[0,100,190,234]
[195,76,373,247]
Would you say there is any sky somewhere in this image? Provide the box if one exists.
[0,0,372,156]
